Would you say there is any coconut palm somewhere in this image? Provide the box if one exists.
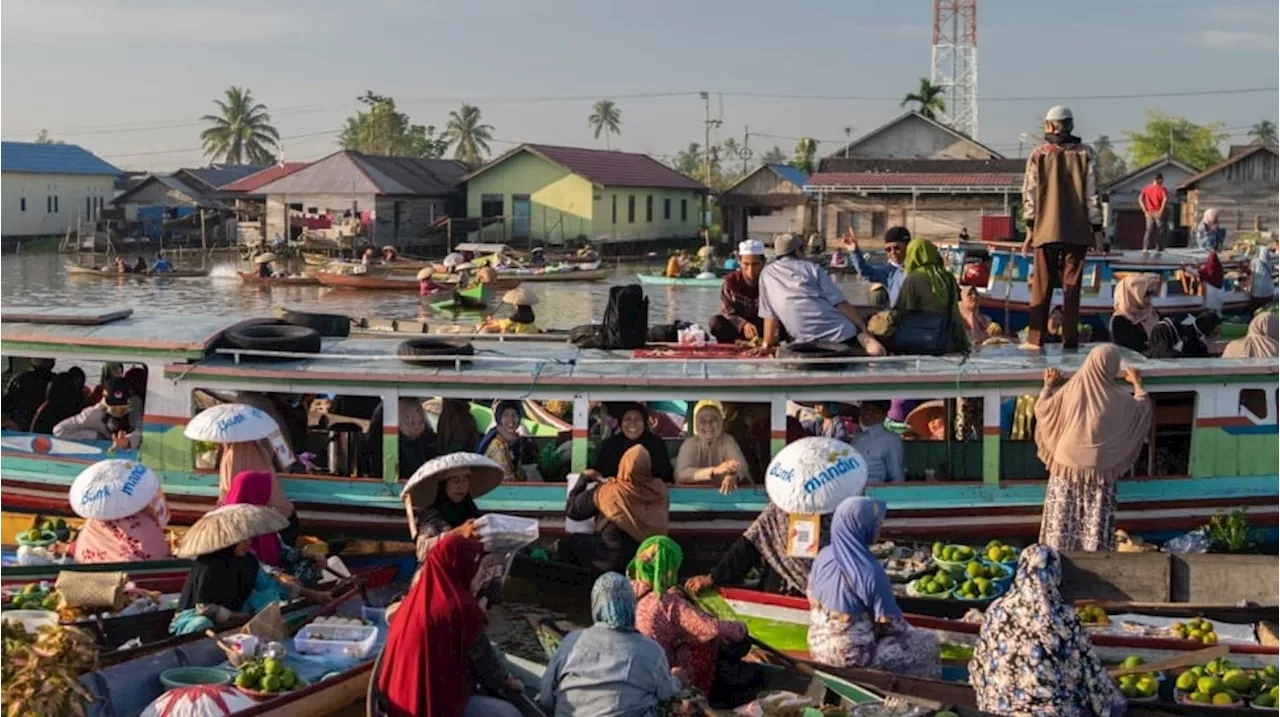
[901,78,947,121]
[762,146,787,165]
[721,137,749,176]
[443,104,494,166]
[588,100,622,150]
[1249,120,1277,146]
[199,87,279,165]
[791,137,817,174]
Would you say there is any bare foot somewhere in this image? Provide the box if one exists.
[1016,342,1043,351]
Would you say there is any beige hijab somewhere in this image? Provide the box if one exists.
[1113,274,1159,334]
[1034,344,1152,482]
[218,440,294,518]
[1222,312,1279,359]
[675,402,752,483]
[594,445,670,541]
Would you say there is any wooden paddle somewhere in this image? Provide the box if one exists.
[1107,644,1229,678]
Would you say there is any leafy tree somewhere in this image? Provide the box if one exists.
[1249,120,1277,146]
[1123,109,1227,170]
[200,86,279,165]
[34,130,63,145]
[761,146,787,165]
[442,103,494,167]
[674,142,704,176]
[1095,135,1128,185]
[339,92,448,158]
[901,78,946,121]
[587,100,622,150]
[791,137,817,174]
[721,137,750,177]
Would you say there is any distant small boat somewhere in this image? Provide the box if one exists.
[635,273,723,288]
[237,271,322,287]
[64,260,209,279]
[314,271,425,291]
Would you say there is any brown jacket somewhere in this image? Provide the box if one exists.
[1022,139,1101,247]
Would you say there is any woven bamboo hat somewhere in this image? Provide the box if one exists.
[502,286,539,306]
[253,253,277,264]
[401,452,505,506]
[175,504,289,558]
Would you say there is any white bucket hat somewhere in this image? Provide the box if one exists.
[184,403,280,444]
[764,437,868,515]
[70,459,161,521]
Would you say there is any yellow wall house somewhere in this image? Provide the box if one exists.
[463,143,708,246]
[1,142,120,239]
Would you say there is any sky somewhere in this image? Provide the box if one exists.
[2,0,1277,171]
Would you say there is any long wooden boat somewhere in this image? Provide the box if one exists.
[428,265,610,283]
[636,273,723,287]
[1,308,1275,543]
[65,260,210,279]
[314,270,434,291]
[238,271,322,287]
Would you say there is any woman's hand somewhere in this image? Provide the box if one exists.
[1124,366,1143,388]
[451,519,479,541]
[581,468,603,483]
[670,666,688,687]
[684,575,714,595]
[110,431,131,452]
[1043,368,1062,387]
[718,473,739,495]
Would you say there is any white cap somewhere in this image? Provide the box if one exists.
[738,240,765,257]
[1045,105,1073,122]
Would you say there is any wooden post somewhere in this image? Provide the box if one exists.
[200,210,207,249]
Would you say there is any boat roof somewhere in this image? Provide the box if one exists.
[958,242,1248,268]
[454,242,512,254]
[0,307,235,359]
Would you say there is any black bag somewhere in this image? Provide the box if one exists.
[889,311,951,355]
[569,323,604,348]
[601,284,648,349]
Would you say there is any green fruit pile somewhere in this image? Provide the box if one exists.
[1176,660,1247,706]
[914,569,955,597]
[954,576,997,600]
[983,539,1017,564]
[1171,616,1218,645]
[6,584,60,612]
[234,657,298,694]
[17,528,53,544]
[1115,656,1160,699]
[931,542,974,563]
[1254,684,1280,708]
[1075,605,1111,626]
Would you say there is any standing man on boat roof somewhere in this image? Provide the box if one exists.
[848,226,910,306]
[1138,172,1168,254]
[1020,105,1102,351]
[754,233,887,356]
[709,240,766,344]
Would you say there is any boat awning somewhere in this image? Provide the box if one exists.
[454,243,513,254]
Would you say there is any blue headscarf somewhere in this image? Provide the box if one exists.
[590,571,636,630]
[807,497,901,620]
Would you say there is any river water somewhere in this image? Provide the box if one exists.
[1,251,871,328]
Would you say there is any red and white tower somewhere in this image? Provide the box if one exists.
[931,0,979,138]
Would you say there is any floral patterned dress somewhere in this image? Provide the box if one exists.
[807,605,940,677]
[630,580,747,694]
[969,545,1126,717]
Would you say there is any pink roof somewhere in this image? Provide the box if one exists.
[806,172,1021,188]
[221,162,309,192]
[469,143,706,191]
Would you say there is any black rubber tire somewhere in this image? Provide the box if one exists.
[279,308,350,337]
[776,340,860,371]
[396,338,474,366]
[225,324,322,358]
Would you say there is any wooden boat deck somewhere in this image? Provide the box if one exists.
[0,307,241,358]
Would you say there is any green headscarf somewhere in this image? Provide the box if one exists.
[626,535,683,596]
[904,238,957,306]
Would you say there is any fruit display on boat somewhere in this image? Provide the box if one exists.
[232,656,301,698]
[953,575,999,601]
[1174,658,1262,707]
[15,528,58,546]
[1113,656,1160,700]
[1171,615,1219,644]
[1075,604,1111,626]
[982,539,1018,565]
[931,542,975,565]
[909,569,956,598]
[3,583,60,611]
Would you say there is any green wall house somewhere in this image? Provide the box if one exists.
[463,143,708,246]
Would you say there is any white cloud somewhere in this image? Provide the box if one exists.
[1195,30,1277,53]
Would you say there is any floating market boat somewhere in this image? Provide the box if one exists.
[635,273,724,288]
[314,271,441,291]
[1,306,1275,543]
[237,271,322,287]
[948,242,1255,332]
[64,260,210,279]
[428,263,610,283]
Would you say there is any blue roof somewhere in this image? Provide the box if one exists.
[1,141,121,176]
[768,163,808,189]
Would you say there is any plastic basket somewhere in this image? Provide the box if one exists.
[905,578,955,600]
[294,623,378,660]
[159,666,232,691]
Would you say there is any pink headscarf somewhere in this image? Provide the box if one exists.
[224,471,283,566]
[73,513,170,564]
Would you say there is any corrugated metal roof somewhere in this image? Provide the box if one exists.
[180,164,270,190]
[1178,144,1278,190]
[220,163,310,192]
[806,172,1021,188]
[768,164,809,189]
[111,173,222,207]
[819,157,1025,174]
[253,151,466,196]
[464,143,707,191]
[1,141,121,176]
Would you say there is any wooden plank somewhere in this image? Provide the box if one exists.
[0,307,133,325]
[1060,551,1171,602]
[1173,553,1280,605]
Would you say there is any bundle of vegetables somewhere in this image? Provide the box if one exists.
[1,620,98,717]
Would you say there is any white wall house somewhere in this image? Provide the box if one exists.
[2,142,121,238]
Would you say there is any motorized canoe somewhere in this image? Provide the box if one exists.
[635,273,724,288]
[238,271,322,287]
[65,260,210,279]
[313,271,432,291]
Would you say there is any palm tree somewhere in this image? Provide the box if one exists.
[762,146,787,165]
[1249,120,1278,146]
[900,78,947,121]
[791,138,817,174]
[443,104,494,166]
[587,100,622,150]
[721,137,748,176]
[200,87,279,165]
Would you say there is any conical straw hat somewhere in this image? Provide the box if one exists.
[175,504,288,558]
[416,267,435,280]
[253,253,277,264]
[401,452,505,506]
[502,286,539,306]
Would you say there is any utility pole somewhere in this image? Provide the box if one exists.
[844,126,854,159]
[700,91,721,240]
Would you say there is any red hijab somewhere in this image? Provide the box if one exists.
[223,471,282,567]
[1200,251,1225,289]
[376,534,486,717]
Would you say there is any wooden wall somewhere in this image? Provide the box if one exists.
[1181,150,1279,235]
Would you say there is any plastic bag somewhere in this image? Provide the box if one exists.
[564,475,595,535]
[474,513,540,553]
[677,324,709,346]
[1163,529,1210,554]
[733,691,813,717]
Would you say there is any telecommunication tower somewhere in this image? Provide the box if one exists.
[931,0,978,139]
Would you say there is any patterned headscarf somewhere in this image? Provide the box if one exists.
[590,572,636,630]
[806,497,900,620]
[744,503,832,594]
[969,545,1125,717]
[626,535,683,596]
[904,238,957,306]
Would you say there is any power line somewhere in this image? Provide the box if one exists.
[719,86,1278,103]
[7,101,356,137]
[98,129,336,159]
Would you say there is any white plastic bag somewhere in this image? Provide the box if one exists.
[564,474,596,535]
[474,513,540,553]
[677,324,709,346]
